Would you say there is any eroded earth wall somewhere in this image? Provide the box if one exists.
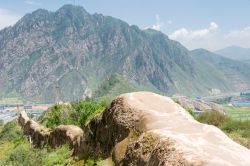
[18,92,250,166]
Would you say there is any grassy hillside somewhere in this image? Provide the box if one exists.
[224,106,250,121]
[0,121,73,166]
[92,74,155,102]
[0,100,112,165]
[195,111,250,149]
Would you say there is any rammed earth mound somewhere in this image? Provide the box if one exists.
[17,92,250,166]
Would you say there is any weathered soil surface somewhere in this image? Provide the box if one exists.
[18,92,250,166]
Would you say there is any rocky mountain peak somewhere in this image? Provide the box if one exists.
[0,5,250,102]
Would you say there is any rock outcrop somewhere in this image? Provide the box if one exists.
[18,92,250,165]
[83,92,250,165]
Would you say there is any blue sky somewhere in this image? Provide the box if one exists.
[0,0,250,50]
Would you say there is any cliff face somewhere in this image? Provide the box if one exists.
[18,92,250,165]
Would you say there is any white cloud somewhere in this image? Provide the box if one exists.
[210,22,218,30]
[226,27,250,40]
[152,15,164,31]
[223,27,250,48]
[169,22,218,40]
[0,9,21,30]
[168,23,250,50]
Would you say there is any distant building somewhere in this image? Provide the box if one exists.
[211,89,221,95]
[24,105,32,110]
[232,89,250,106]
[241,89,250,96]
[0,105,7,110]
[231,100,250,107]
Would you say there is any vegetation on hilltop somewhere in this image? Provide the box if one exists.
[1,95,250,165]
[0,100,110,165]
[41,100,108,128]
[224,105,250,121]
[0,121,73,166]
[195,111,250,148]
[92,74,141,102]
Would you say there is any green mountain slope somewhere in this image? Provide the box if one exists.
[0,5,250,102]
[92,74,159,101]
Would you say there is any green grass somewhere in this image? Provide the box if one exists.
[223,105,250,120]
[93,74,138,102]
[0,119,113,166]
[195,111,250,148]
[0,121,74,166]
[1,142,73,166]
[195,111,231,127]
[0,100,110,165]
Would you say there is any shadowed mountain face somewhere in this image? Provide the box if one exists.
[0,5,250,103]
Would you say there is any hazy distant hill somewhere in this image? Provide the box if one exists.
[0,5,250,103]
[191,49,250,91]
[215,46,250,62]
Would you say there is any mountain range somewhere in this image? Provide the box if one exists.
[0,5,250,103]
[215,46,250,63]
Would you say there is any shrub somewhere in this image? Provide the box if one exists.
[71,101,106,126]
[0,121,23,142]
[42,145,72,166]
[6,143,43,166]
[220,120,250,139]
[187,108,195,117]
[41,101,107,128]
[195,111,230,127]
[0,120,74,165]
[1,139,72,166]
[41,104,73,128]
[196,111,250,149]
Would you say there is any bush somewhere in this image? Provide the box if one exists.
[196,111,250,149]
[220,120,250,139]
[71,101,107,126]
[41,104,73,128]
[0,120,73,165]
[0,121,23,142]
[41,101,108,128]
[187,108,195,117]
[195,111,230,127]
[42,145,72,166]
[6,143,43,166]
[1,139,72,166]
